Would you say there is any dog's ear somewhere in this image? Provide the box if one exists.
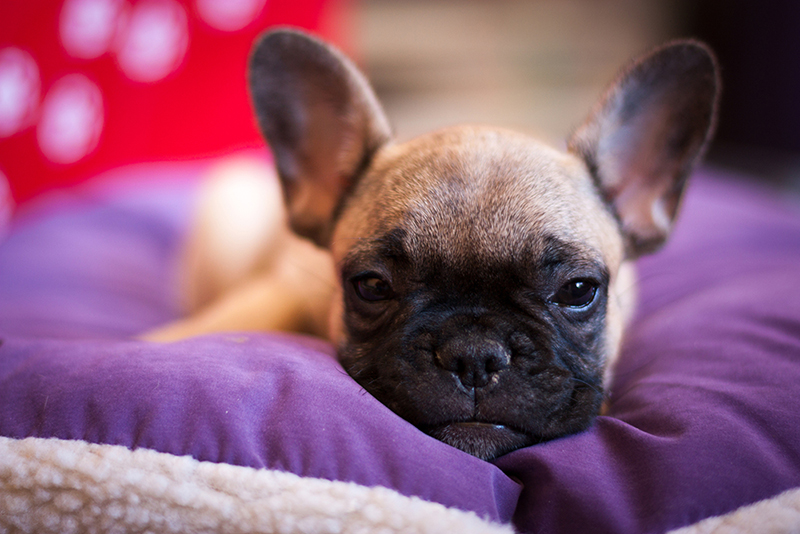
[568,41,720,257]
[249,29,392,246]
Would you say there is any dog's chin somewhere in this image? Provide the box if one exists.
[426,422,535,461]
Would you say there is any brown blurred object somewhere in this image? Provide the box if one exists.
[355,0,800,194]
[355,0,686,144]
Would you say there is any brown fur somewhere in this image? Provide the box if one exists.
[146,30,719,460]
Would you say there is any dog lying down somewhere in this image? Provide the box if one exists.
[146,29,720,460]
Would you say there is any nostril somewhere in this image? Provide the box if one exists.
[434,338,510,389]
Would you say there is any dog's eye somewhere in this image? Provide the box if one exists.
[552,279,597,308]
[353,275,394,302]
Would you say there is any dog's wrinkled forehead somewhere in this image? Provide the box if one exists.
[334,126,623,269]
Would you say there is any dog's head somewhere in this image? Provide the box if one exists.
[249,29,719,459]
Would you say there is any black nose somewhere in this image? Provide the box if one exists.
[435,335,511,388]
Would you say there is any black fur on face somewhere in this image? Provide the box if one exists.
[338,227,609,460]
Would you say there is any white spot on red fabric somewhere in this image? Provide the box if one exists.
[37,74,104,164]
[0,48,40,138]
[114,0,189,83]
[195,0,266,32]
[60,0,128,59]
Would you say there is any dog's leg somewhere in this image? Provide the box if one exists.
[144,233,335,341]
[142,156,336,342]
[178,156,288,314]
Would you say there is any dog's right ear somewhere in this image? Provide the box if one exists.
[249,29,392,246]
[568,41,719,258]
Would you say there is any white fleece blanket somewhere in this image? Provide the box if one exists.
[0,436,513,534]
[668,487,800,534]
[3,436,800,534]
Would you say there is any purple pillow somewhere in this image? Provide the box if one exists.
[0,162,199,338]
[1,163,799,533]
[0,334,518,521]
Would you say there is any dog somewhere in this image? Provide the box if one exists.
[146,28,719,460]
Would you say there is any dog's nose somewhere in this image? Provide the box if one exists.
[435,336,511,389]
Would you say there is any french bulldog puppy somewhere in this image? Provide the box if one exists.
[148,29,719,460]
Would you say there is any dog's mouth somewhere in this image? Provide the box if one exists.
[425,421,535,461]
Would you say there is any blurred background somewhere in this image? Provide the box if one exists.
[2,0,799,218]
[357,0,800,195]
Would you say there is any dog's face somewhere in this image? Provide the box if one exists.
[327,129,625,458]
[249,29,719,459]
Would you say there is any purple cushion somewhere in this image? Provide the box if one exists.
[0,334,518,521]
[1,164,800,533]
[0,162,201,338]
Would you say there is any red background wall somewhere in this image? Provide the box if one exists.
[0,0,349,209]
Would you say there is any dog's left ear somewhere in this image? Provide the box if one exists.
[568,41,720,257]
[249,29,392,246]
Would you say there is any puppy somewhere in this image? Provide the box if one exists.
[147,29,719,460]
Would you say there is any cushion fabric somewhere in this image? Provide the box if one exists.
[1,163,799,533]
